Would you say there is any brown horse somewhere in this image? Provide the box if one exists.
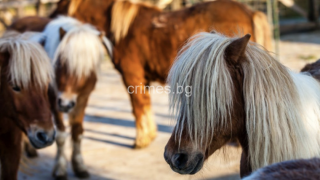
[243,158,320,180]
[164,32,320,177]
[0,33,55,180]
[49,0,271,149]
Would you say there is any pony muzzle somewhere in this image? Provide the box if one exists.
[28,128,56,149]
[164,150,204,175]
[58,97,76,113]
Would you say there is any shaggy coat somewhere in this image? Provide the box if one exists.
[164,32,320,177]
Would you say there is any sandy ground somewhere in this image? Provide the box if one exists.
[16,30,320,180]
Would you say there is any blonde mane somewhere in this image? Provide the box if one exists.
[111,1,140,44]
[111,1,157,43]
[68,0,82,16]
[41,16,105,78]
[168,32,320,170]
[0,35,53,88]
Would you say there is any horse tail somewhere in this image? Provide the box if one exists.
[252,11,273,51]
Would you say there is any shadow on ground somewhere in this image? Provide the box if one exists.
[84,115,174,133]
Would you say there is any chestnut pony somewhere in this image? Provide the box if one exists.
[164,32,320,177]
[59,0,272,149]
[0,33,55,180]
[20,16,110,179]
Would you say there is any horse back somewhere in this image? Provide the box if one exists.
[7,16,51,33]
[117,0,256,82]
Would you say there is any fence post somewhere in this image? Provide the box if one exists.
[17,0,24,18]
[308,0,319,26]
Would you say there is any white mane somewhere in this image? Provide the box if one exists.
[168,32,320,170]
[0,35,53,88]
[39,16,105,78]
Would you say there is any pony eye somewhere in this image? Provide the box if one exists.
[12,86,21,92]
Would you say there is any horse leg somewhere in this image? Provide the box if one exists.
[49,85,68,180]
[124,76,157,148]
[0,128,21,180]
[52,128,68,180]
[69,96,89,178]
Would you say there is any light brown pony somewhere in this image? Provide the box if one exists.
[53,0,272,149]
[164,32,320,177]
[0,33,55,180]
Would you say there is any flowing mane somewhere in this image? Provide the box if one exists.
[111,1,158,44]
[40,16,104,78]
[0,36,53,88]
[168,32,320,170]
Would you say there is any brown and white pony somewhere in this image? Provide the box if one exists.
[27,16,109,179]
[243,158,320,180]
[0,34,55,180]
[164,32,320,177]
[51,0,271,149]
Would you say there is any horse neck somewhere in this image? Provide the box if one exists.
[238,128,252,177]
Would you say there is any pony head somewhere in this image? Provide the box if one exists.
[0,37,55,148]
[41,16,112,113]
[164,32,320,174]
[164,32,250,174]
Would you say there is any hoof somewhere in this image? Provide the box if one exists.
[149,132,157,142]
[134,134,157,149]
[74,170,90,179]
[54,175,68,180]
[133,141,150,149]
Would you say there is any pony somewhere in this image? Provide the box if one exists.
[243,158,320,180]
[46,0,272,149]
[0,33,55,180]
[164,32,320,177]
[14,16,110,180]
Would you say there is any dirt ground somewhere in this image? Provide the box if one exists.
[17,30,320,180]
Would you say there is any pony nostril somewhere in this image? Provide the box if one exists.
[172,153,188,169]
[69,101,75,108]
[58,98,62,106]
[36,132,48,144]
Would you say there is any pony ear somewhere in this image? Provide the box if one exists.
[59,27,67,40]
[225,34,251,65]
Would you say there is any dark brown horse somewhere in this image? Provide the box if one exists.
[243,158,320,180]
[60,0,271,149]
[164,32,320,177]
[0,33,55,180]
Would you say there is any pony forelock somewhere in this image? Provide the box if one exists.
[43,16,104,78]
[168,32,234,148]
[168,32,320,170]
[0,37,53,88]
